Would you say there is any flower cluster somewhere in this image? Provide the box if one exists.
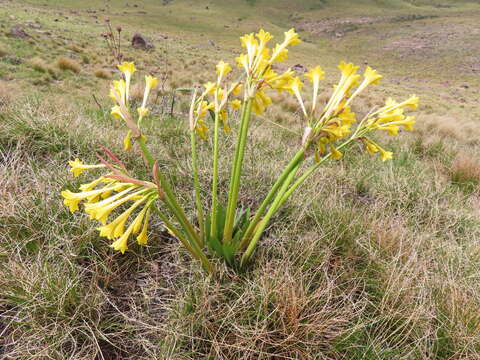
[109,62,158,150]
[61,150,159,253]
[287,60,418,161]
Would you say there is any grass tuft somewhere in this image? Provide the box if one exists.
[55,56,81,73]
[93,68,112,79]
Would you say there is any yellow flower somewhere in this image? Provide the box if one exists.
[216,61,232,82]
[399,95,419,110]
[61,186,116,213]
[287,77,307,117]
[235,53,249,73]
[252,90,272,115]
[363,66,382,85]
[141,75,158,109]
[379,148,393,161]
[112,80,126,104]
[117,62,136,102]
[203,81,216,96]
[68,158,106,177]
[256,29,273,47]
[137,107,149,118]
[111,105,125,120]
[79,176,105,192]
[330,145,343,160]
[124,130,132,151]
[398,116,416,131]
[363,139,393,161]
[338,61,359,77]
[145,75,158,91]
[110,220,136,254]
[268,28,301,64]
[136,208,152,245]
[229,99,242,110]
[195,119,209,140]
[85,187,147,225]
[283,28,301,46]
[305,66,325,111]
[117,62,136,77]
[240,32,258,68]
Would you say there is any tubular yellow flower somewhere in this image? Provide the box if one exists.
[79,176,106,192]
[363,66,382,85]
[111,105,125,120]
[330,145,343,160]
[112,80,126,104]
[399,95,419,110]
[141,75,158,109]
[252,90,272,115]
[216,61,232,83]
[195,119,209,140]
[137,107,149,118]
[85,188,149,224]
[305,66,325,112]
[117,62,136,102]
[235,53,249,74]
[229,99,242,110]
[124,130,132,150]
[379,148,393,161]
[61,186,118,213]
[68,158,106,178]
[287,77,307,117]
[203,81,217,96]
[240,32,258,68]
[110,219,136,254]
[136,208,152,245]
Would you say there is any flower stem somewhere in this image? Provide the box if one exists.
[223,99,253,244]
[210,110,221,241]
[152,205,214,274]
[238,148,305,251]
[136,136,155,167]
[191,131,204,244]
[240,162,301,266]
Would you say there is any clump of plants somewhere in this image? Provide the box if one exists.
[61,29,418,274]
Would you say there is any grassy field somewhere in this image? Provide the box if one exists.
[1,0,480,358]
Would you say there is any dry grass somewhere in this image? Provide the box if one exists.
[451,151,480,187]
[55,56,81,73]
[93,68,112,80]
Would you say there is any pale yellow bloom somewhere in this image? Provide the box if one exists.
[79,177,105,192]
[229,99,242,110]
[123,130,132,151]
[141,75,158,109]
[305,66,325,112]
[117,62,136,102]
[137,107,149,118]
[137,208,152,245]
[68,158,106,178]
[215,61,232,82]
[287,77,307,117]
[111,105,125,120]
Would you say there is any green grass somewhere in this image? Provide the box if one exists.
[1,0,480,358]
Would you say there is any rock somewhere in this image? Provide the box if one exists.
[292,63,307,74]
[157,33,168,40]
[9,26,31,38]
[131,32,154,50]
